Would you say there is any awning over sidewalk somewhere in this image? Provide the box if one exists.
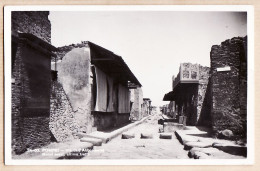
[88,41,142,88]
[163,83,199,101]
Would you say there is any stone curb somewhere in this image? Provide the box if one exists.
[83,115,153,143]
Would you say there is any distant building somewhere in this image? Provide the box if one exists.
[130,87,144,121]
[143,98,152,116]
[163,63,210,126]
[163,36,247,139]
[150,106,157,115]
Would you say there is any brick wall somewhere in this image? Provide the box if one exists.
[11,11,52,154]
[12,11,51,43]
[12,42,26,154]
[12,40,52,154]
[210,36,247,138]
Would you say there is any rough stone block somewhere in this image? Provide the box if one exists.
[159,133,172,139]
[140,133,153,139]
[121,132,135,139]
[164,122,183,132]
[218,129,234,139]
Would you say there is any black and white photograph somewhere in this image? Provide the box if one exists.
[4,5,254,165]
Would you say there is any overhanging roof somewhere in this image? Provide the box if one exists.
[88,41,142,87]
[12,32,57,57]
[16,32,57,52]
[163,82,199,101]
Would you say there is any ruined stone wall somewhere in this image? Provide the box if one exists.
[130,87,143,120]
[173,63,210,126]
[210,36,247,138]
[53,45,95,135]
[197,79,212,127]
[12,11,51,43]
[54,43,87,62]
[239,37,247,121]
[12,11,52,154]
[50,81,80,142]
[142,100,149,117]
[196,66,211,125]
[12,42,24,154]
[12,41,51,154]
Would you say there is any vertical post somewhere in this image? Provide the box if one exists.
[55,56,57,71]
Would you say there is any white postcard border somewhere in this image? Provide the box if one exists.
[4,5,255,165]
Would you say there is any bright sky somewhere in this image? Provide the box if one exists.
[49,11,247,107]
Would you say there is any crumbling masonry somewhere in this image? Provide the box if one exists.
[210,36,247,138]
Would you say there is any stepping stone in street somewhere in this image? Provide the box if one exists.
[159,133,172,139]
[140,133,153,139]
[80,137,102,146]
[122,132,135,139]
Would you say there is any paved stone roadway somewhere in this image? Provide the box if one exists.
[83,114,189,159]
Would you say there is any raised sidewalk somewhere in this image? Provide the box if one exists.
[174,126,247,159]
[13,115,152,160]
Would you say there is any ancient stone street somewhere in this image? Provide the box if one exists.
[83,114,189,159]
[8,10,250,163]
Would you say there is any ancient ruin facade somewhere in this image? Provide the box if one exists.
[163,36,247,139]
[130,87,144,121]
[11,11,143,154]
[50,42,142,141]
[163,63,210,126]
[210,36,247,138]
[11,11,56,154]
[143,98,152,117]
